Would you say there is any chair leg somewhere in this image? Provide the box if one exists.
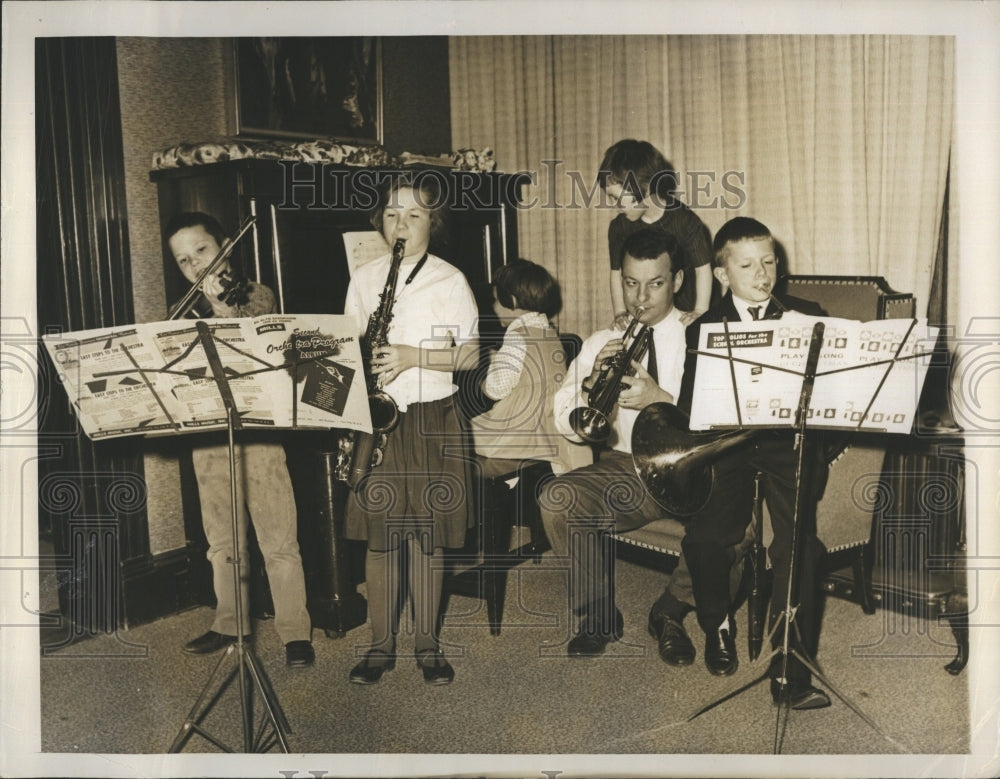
[944,613,969,675]
[853,544,877,615]
[517,464,553,561]
[484,573,506,636]
[482,479,514,636]
[944,590,969,676]
[746,473,768,661]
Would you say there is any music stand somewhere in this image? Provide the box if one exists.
[165,323,363,752]
[681,316,933,753]
[167,321,290,753]
[42,313,370,753]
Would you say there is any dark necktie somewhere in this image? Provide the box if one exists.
[749,305,762,320]
[645,327,658,384]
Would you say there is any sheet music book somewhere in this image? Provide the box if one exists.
[42,313,373,440]
[689,315,938,434]
[342,230,390,277]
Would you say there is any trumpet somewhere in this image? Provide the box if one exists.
[167,216,256,320]
[569,307,651,445]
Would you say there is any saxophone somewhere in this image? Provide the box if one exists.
[336,238,405,489]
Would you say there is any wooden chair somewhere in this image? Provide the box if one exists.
[444,457,554,635]
[614,276,916,641]
[445,332,582,635]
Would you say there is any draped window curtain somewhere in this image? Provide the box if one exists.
[450,35,954,338]
[36,37,144,635]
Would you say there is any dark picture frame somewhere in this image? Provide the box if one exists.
[233,37,382,142]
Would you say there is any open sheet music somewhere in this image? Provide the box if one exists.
[42,314,372,440]
[689,315,938,434]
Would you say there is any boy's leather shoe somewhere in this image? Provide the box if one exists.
[648,615,696,666]
[183,630,241,655]
[284,640,315,668]
[770,678,831,710]
[349,650,396,684]
[567,608,624,658]
[704,624,738,676]
[415,649,455,685]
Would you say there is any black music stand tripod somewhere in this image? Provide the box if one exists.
[685,320,904,754]
[168,321,291,753]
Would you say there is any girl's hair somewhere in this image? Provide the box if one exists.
[369,171,449,242]
[493,259,562,318]
[712,216,772,267]
[164,211,227,246]
[597,139,678,206]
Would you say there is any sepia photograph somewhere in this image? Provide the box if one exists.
[2,2,999,778]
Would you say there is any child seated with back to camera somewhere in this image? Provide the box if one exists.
[471,259,593,478]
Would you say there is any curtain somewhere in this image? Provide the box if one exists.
[450,35,954,337]
[36,38,145,636]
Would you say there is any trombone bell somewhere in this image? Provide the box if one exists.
[632,402,756,516]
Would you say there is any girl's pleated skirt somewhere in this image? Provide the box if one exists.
[345,395,474,552]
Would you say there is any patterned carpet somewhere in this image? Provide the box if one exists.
[33,549,979,776]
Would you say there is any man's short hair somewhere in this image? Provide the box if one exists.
[621,228,683,274]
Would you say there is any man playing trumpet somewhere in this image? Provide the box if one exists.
[540,229,691,657]
[542,218,832,711]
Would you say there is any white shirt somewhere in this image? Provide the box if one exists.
[731,292,809,323]
[554,306,686,453]
[731,293,766,322]
[344,253,479,411]
[483,311,552,401]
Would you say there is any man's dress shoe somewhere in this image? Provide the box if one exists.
[770,678,831,710]
[183,630,242,655]
[704,624,738,676]
[349,650,396,685]
[648,615,696,666]
[415,649,455,685]
[567,608,624,658]
[284,640,315,668]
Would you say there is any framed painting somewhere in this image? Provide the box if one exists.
[232,37,382,142]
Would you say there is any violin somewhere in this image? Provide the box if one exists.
[215,267,251,307]
[168,216,256,320]
[183,268,251,319]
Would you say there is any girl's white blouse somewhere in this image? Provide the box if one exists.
[344,253,480,412]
